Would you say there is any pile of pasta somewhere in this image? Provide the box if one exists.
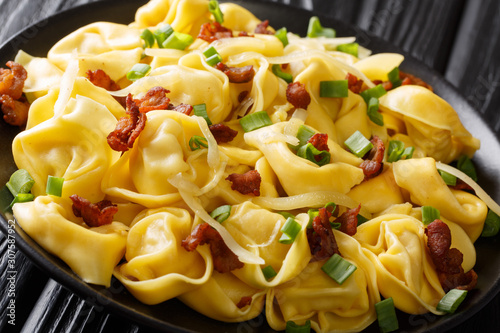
[7,0,500,332]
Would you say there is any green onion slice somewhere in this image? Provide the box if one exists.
[307,16,336,38]
[297,143,331,166]
[285,320,311,333]
[162,31,194,50]
[387,66,402,88]
[208,0,224,23]
[274,27,289,47]
[422,206,440,224]
[436,289,468,314]
[366,97,384,126]
[344,131,373,158]
[0,185,14,213]
[319,80,348,98]
[193,103,212,125]
[203,46,219,58]
[6,169,34,196]
[387,140,414,162]
[46,175,64,197]
[206,53,223,66]
[189,136,209,151]
[10,193,35,208]
[307,208,319,228]
[321,253,357,284]
[126,63,151,81]
[239,111,273,132]
[272,64,293,83]
[357,214,369,225]
[375,297,399,333]
[278,212,295,219]
[140,28,155,48]
[481,209,500,237]
[295,125,315,147]
[262,265,278,280]
[210,204,232,223]
[154,24,174,47]
[360,84,387,104]
[336,43,358,57]
[438,169,457,186]
[457,155,478,182]
[279,217,302,244]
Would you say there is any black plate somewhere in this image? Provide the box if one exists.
[1,0,500,332]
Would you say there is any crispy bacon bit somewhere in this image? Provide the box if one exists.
[86,69,121,91]
[425,220,478,292]
[400,71,433,91]
[169,103,193,115]
[254,20,274,35]
[181,222,244,273]
[107,94,147,151]
[238,31,253,37]
[209,123,238,143]
[307,207,340,262]
[216,62,255,83]
[1,95,29,126]
[346,73,364,94]
[286,81,311,109]
[226,170,261,196]
[336,204,361,236]
[198,22,233,43]
[308,133,329,152]
[133,86,171,113]
[236,296,253,309]
[70,194,118,228]
[451,179,474,192]
[373,79,393,91]
[238,90,249,103]
[359,135,385,180]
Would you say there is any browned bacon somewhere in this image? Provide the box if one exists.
[0,61,27,100]
[216,63,255,83]
[359,135,385,180]
[70,194,118,228]
[226,170,261,196]
[170,103,193,115]
[400,71,433,91]
[0,94,29,126]
[236,296,253,308]
[181,222,244,273]
[254,20,274,34]
[198,22,233,43]
[286,81,311,109]
[107,94,147,151]
[307,133,329,152]
[209,123,238,143]
[307,207,340,261]
[133,86,171,113]
[337,204,361,236]
[86,69,121,91]
[345,73,364,94]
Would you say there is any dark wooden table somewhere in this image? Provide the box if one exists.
[1,0,499,332]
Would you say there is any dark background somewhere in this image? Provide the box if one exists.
[1,0,499,332]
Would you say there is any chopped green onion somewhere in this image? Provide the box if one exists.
[10,193,35,208]
[297,143,331,166]
[324,201,337,212]
[46,175,64,197]
[203,46,219,58]
[193,103,212,125]
[319,80,348,98]
[321,253,357,284]
[285,320,311,333]
[296,125,315,147]
[141,28,155,48]
[126,63,151,81]
[274,27,289,47]
[0,185,14,213]
[208,0,224,23]
[189,136,209,151]
[272,64,293,84]
[481,210,500,237]
[210,204,231,223]
[344,131,373,158]
[279,217,302,244]
[360,84,387,104]
[162,31,194,50]
[307,208,319,228]
[262,265,277,280]
[278,212,295,219]
[307,16,336,38]
[154,24,174,48]
[357,214,369,225]
[387,140,414,162]
[6,169,34,196]
[375,298,399,333]
[437,289,468,314]
[457,155,478,182]
[438,169,457,186]
[203,46,223,66]
[366,97,384,126]
[402,146,414,159]
[422,206,440,225]
[387,67,402,88]
[239,111,273,132]
[336,43,358,57]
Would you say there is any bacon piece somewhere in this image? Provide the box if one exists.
[307,207,340,262]
[254,20,274,35]
[133,86,171,113]
[346,73,364,94]
[451,179,474,192]
[181,222,244,273]
[107,94,147,151]
[238,31,253,37]
[286,82,311,109]
[359,135,385,180]
[238,90,249,103]
[425,220,477,292]
[400,71,433,91]
[197,22,233,43]
[169,103,193,115]
[236,296,253,309]
[86,69,120,91]
[336,204,361,236]
[1,94,29,126]
[307,133,329,152]
[0,61,27,100]
[226,170,261,196]
[209,123,238,143]
[70,194,118,228]
[216,63,255,83]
